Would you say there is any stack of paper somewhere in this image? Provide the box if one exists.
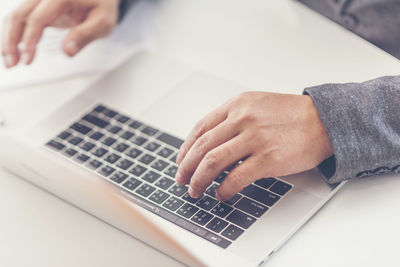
[0,0,158,91]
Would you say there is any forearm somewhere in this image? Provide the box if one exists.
[304,75,400,184]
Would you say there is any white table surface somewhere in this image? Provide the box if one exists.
[1,0,400,266]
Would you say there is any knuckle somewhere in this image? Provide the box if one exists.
[269,151,283,164]
[194,136,209,155]
[204,152,220,170]
[194,120,206,136]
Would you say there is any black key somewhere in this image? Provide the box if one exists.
[269,181,292,196]
[120,130,135,140]
[103,137,117,146]
[169,154,177,163]
[46,140,65,151]
[164,165,178,178]
[104,153,121,164]
[138,154,155,165]
[80,141,95,152]
[142,171,161,183]
[168,184,188,197]
[241,184,280,207]
[196,196,218,211]
[125,148,142,159]
[141,126,158,136]
[151,159,169,172]
[116,159,134,170]
[129,120,143,129]
[191,210,213,226]
[224,194,241,205]
[235,198,268,218]
[63,148,77,157]
[129,164,148,177]
[221,225,244,241]
[205,183,218,198]
[94,105,106,113]
[177,203,199,218]
[71,122,91,135]
[154,177,175,190]
[75,153,90,164]
[157,147,173,158]
[254,177,277,189]
[104,109,118,118]
[211,203,233,218]
[89,131,104,141]
[157,133,184,149]
[122,177,142,191]
[98,165,115,177]
[57,131,71,140]
[149,190,170,204]
[206,218,229,233]
[145,142,160,152]
[162,196,184,211]
[110,171,128,184]
[92,147,108,158]
[116,115,130,124]
[69,136,83,145]
[132,136,147,146]
[215,172,227,184]
[83,114,109,128]
[114,142,129,153]
[108,125,122,134]
[136,184,156,197]
[226,210,256,229]
[87,159,102,170]
[182,193,201,204]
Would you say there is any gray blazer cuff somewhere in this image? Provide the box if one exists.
[303,76,400,184]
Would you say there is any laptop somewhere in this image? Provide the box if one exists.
[0,53,345,266]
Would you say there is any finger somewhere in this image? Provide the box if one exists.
[62,7,117,56]
[21,0,65,64]
[187,135,252,198]
[176,120,238,185]
[177,106,228,165]
[2,0,40,67]
[216,156,266,201]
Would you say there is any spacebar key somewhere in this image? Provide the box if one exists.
[157,133,184,149]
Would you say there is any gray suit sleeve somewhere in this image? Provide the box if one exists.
[304,75,400,184]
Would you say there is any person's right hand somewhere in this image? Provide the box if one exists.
[2,0,121,68]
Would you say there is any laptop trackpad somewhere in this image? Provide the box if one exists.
[139,73,247,139]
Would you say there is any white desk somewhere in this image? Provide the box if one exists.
[1,0,400,266]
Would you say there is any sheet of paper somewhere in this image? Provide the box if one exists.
[0,0,158,91]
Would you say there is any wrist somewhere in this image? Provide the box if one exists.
[303,95,334,161]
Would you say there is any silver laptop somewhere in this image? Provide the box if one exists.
[0,53,345,266]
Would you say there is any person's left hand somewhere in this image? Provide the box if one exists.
[175,91,333,201]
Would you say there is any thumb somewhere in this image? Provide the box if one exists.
[62,7,117,57]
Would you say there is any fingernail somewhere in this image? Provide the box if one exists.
[21,53,30,65]
[175,171,183,184]
[188,187,196,198]
[4,54,15,68]
[216,192,222,202]
[65,41,79,56]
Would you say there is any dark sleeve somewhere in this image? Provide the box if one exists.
[118,0,133,22]
[303,75,400,184]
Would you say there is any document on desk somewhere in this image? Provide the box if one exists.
[0,0,158,91]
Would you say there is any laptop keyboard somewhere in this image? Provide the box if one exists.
[45,104,293,249]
